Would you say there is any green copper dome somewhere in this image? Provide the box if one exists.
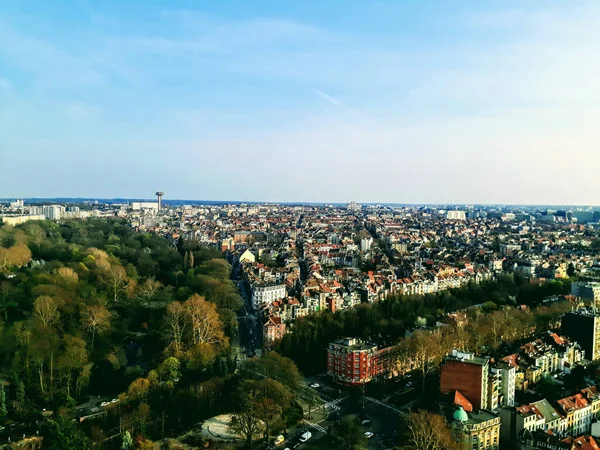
[453,405,468,423]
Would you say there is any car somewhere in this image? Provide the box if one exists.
[299,431,312,442]
[310,383,320,388]
[364,431,374,439]
[361,418,372,426]
[100,401,110,407]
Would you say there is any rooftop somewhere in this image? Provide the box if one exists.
[330,338,378,351]
[445,349,489,366]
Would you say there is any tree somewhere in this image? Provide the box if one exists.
[44,415,91,450]
[15,380,26,416]
[121,431,134,450]
[184,294,227,346]
[101,265,130,305]
[56,335,88,398]
[184,250,194,270]
[56,267,79,283]
[137,278,162,308]
[127,378,151,401]
[165,301,187,355]
[0,383,7,419]
[0,243,32,272]
[0,281,16,321]
[23,224,45,246]
[332,415,366,450]
[253,379,291,443]
[401,410,460,450]
[133,403,151,434]
[33,296,59,327]
[157,357,181,389]
[81,304,111,348]
[243,351,302,390]
[402,330,450,387]
[229,380,265,449]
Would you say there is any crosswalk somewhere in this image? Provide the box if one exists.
[323,398,342,411]
[365,396,404,415]
[305,420,327,433]
[319,395,349,412]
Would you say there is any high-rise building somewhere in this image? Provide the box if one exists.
[562,309,600,361]
[446,210,466,220]
[346,202,361,212]
[441,349,490,410]
[42,205,65,220]
[493,361,516,407]
[360,237,373,253]
[571,282,600,307]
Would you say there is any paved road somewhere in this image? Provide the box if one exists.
[232,267,262,358]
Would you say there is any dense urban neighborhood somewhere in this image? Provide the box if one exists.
[2,198,600,449]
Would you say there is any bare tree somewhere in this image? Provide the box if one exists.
[101,265,130,305]
[165,301,187,355]
[403,330,450,387]
[402,410,460,450]
[229,381,265,449]
[184,294,227,346]
[137,278,162,308]
[81,304,111,348]
[33,296,59,327]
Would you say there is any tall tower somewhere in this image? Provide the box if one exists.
[155,191,164,210]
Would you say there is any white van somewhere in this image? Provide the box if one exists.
[299,431,312,442]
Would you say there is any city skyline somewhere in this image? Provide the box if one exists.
[1,196,599,208]
[1,0,599,204]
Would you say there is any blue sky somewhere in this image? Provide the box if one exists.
[1,1,599,204]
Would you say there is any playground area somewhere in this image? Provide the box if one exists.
[200,414,239,442]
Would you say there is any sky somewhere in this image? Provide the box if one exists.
[1,0,599,204]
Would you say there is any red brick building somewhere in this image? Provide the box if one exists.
[440,349,490,410]
[327,338,381,385]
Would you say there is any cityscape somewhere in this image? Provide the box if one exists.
[1,197,600,449]
[2,0,599,449]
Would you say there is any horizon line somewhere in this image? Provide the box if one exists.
[1,197,598,208]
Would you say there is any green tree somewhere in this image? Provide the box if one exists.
[157,357,181,389]
[332,415,366,450]
[243,351,302,389]
[0,384,7,419]
[15,380,25,416]
[121,430,134,450]
[44,416,91,450]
